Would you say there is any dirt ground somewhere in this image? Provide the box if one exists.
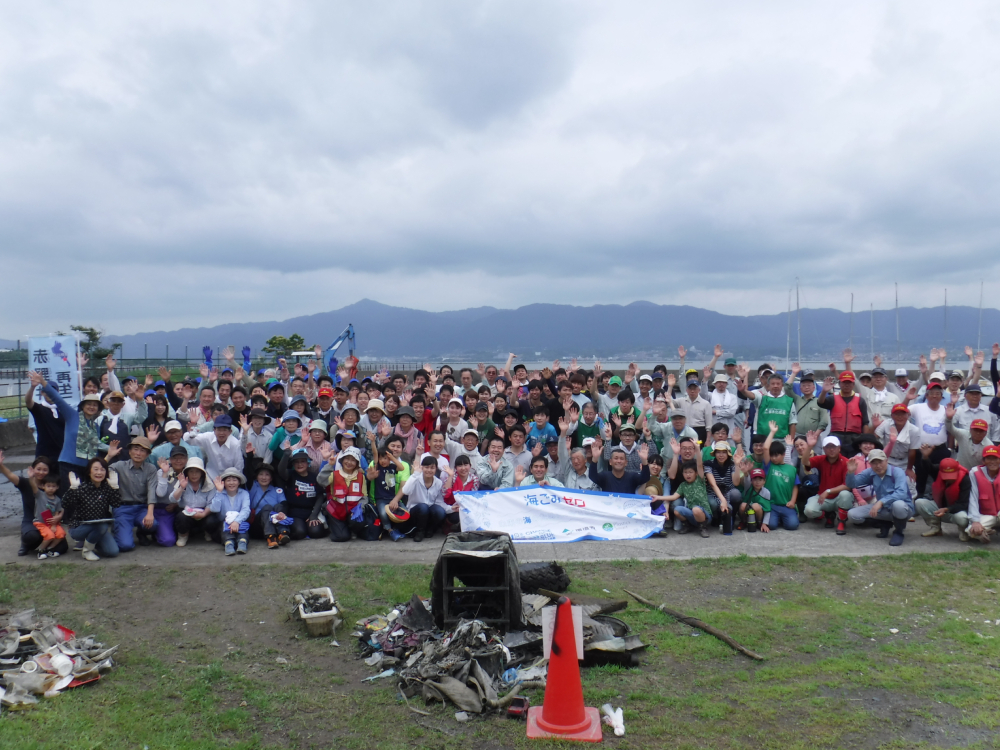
[1,553,999,749]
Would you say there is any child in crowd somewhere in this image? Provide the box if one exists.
[527,406,558,450]
[212,468,251,555]
[657,460,714,537]
[740,468,772,531]
[33,473,65,559]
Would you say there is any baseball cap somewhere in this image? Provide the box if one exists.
[618,422,638,433]
[859,372,872,379]
[928,371,947,382]
[169,445,188,458]
[608,376,623,387]
[724,357,737,366]
[651,371,664,380]
[164,420,183,433]
[448,397,464,408]
[871,367,887,376]
[213,415,233,429]
[800,370,815,382]
[891,404,909,415]
[582,437,596,447]
[983,445,1000,459]
[750,468,765,480]
[462,429,480,439]
[938,458,960,475]
[318,387,334,398]
[107,390,125,400]
[965,383,982,393]
[867,449,887,462]
[948,369,964,379]
[895,368,908,377]
[669,410,686,420]
[474,402,489,412]
[639,374,653,383]
[822,436,841,447]
[971,418,989,431]
[839,371,855,382]
[686,379,700,387]
[926,381,944,390]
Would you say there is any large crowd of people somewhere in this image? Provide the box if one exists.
[6,341,1000,560]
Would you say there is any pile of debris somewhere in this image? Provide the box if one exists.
[0,609,117,708]
[355,590,645,714]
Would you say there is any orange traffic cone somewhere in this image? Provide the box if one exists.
[527,596,603,742]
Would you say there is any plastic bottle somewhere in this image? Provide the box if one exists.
[747,507,757,532]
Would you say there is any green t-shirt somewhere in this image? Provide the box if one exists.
[676,477,711,514]
[742,486,772,513]
[763,462,797,510]
[756,393,794,439]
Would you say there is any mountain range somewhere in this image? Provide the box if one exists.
[3,299,998,361]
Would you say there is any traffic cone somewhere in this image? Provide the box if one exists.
[527,596,603,742]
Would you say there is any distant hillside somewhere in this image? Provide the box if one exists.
[88,299,1000,360]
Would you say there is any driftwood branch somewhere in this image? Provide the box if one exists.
[623,589,765,661]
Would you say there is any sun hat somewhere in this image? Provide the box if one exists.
[309,420,329,434]
[366,399,385,413]
[183,457,206,475]
[219,467,246,484]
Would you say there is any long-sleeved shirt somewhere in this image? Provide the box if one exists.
[953,403,1000,442]
[602,439,653,473]
[211,489,251,526]
[676,394,714,429]
[248,483,284,512]
[183,431,244,480]
[110,458,158,506]
[706,388,740,434]
[855,383,902,424]
[945,417,993,470]
[846,465,913,511]
[475,455,514,489]
[239,427,273,465]
[43,384,99,467]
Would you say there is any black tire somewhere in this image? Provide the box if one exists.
[519,562,571,594]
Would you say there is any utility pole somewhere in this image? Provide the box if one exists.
[795,278,801,362]
[978,281,984,351]
[870,303,874,362]
[849,293,854,350]
[895,283,900,364]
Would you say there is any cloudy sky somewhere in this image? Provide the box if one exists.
[3,1,999,337]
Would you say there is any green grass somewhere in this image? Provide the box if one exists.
[1,552,999,749]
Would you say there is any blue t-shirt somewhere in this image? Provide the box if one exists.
[526,422,558,450]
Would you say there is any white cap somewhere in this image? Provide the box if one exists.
[894,368,907,377]
[463,429,480,439]
[713,374,729,384]
[448,397,465,407]
[639,374,653,382]
[929,371,947,382]
[582,437,596,447]
[164,420,183,433]
[822,436,841,447]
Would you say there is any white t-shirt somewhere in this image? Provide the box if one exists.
[875,420,921,467]
[908,403,947,447]
[402,474,446,509]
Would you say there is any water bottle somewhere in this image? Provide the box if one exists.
[747,507,757,533]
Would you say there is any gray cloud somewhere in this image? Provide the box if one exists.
[1,0,999,336]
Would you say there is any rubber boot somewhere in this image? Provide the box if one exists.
[889,519,907,546]
[836,508,849,536]
[82,540,101,562]
[876,521,892,539]
[824,511,835,529]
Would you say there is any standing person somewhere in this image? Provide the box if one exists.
[846,449,915,546]
[24,380,64,461]
[915,458,971,540]
[677,379,714,445]
[737,372,798,441]
[874,404,920,477]
[32,371,104,492]
[30,472,65,559]
[706,374,740,437]
[784,366,829,436]
[854,365,901,427]
[817,372,869,457]
[945,405,993,470]
[183,415,244,481]
[61,457,121,561]
[952,384,998,442]
[759,422,800,531]
[903,381,948,498]
[966,445,1000,542]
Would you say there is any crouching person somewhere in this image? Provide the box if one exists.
[369,437,408,541]
[151,446,190,546]
[212,468,251,555]
[319,447,377,542]
[915,458,971,540]
[662,460,714,537]
[739,468,772,531]
[248,463,289,548]
[171,457,221,546]
[967,445,1000,543]
[846,449,914,546]
[278,447,328,540]
[392,455,449,543]
[62,458,121,561]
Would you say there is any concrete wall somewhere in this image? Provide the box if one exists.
[0,418,34,448]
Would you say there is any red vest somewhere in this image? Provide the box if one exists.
[830,395,863,433]
[972,466,1000,517]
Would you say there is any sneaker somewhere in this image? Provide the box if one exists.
[38,551,48,560]
[388,529,404,542]
[824,513,835,529]
[176,533,189,547]
[136,533,151,547]
[278,531,290,546]
[225,542,236,556]
[17,545,28,557]
[267,535,279,549]
[921,526,942,537]
[413,530,425,543]
[699,524,710,538]
[876,524,891,539]
[237,540,248,554]
[677,525,690,535]
[47,550,60,558]
[959,529,971,542]
[204,531,213,543]
[73,541,84,552]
